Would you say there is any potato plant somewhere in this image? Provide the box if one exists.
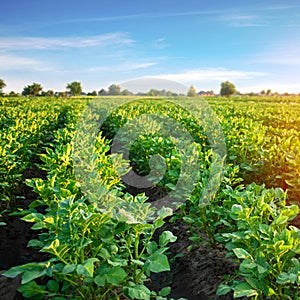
[4,113,176,299]
[2,95,300,299]
[0,97,85,223]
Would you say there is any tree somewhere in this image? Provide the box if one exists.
[56,91,67,98]
[8,91,20,97]
[108,84,121,95]
[0,79,6,95]
[22,83,43,96]
[261,90,265,95]
[66,81,82,96]
[266,89,271,96]
[41,90,54,96]
[98,88,107,96]
[220,81,236,97]
[187,85,197,97]
[148,89,161,96]
[121,89,130,96]
[87,90,97,96]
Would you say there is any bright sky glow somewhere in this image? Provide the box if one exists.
[1,0,300,93]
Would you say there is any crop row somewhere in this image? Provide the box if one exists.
[2,96,300,299]
[0,98,86,224]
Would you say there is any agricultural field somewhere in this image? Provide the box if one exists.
[1,95,300,300]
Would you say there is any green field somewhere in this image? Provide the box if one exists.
[1,95,300,299]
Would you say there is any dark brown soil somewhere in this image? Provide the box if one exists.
[0,164,47,300]
[0,165,238,300]
[147,220,237,300]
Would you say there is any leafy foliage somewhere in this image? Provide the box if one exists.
[187,85,197,97]
[2,95,300,299]
[220,81,236,97]
[22,83,43,96]
[0,78,6,94]
[66,81,82,96]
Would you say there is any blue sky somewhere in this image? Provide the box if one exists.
[1,0,300,94]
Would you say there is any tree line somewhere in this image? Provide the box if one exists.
[1,78,289,97]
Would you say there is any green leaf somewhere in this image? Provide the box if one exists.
[182,216,194,224]
[106,266,127,285]
[17,281,46,299]
[76,264,86,277]
[3,266,24,278]
[157,207,173,219]
[216,284,232,295]
[233,282,258,298]
[27,239,44,248]
[83,258,99,277]
[124,284,151,300]
[277,272,292,284]
[131,259,144,266]
[257,264,268,275]
[107,257,128,267]
[41,239,60,255]
[22,269,46,284]
[165,183,175,190]
[77,259,99,278]
[29,199,44,208]
[31,222,45,230]
[47,280,59,292]
[233,248,251,259]
[240,260,257,275]
[146,241,158,255]
[258,224,270,235]
[99,247,111,259]
[159,231,177,247]
[231,204,243,213]
[61,281,70,292]
[22,212,44,223]
[94,274,105,287]
[159,286,171,297]
[273,213,289,225]
[144,253,170,276]
[62,264,76,274]
[95,266,126,286]
[245,277,261,290]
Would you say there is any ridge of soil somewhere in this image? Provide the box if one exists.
[0,165,47,300]
[148,220,237,300]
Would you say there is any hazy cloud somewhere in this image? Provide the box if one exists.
[240,83,300,94]
[254,42,300,65]
[0,54,48,70]
[0,32,133,50]
[219,14,267,27]
[153,37,171,49]
[150,68,267,83]
[86,62,157,73]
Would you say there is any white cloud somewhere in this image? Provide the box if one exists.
[86,62,157,73]
[149,68,267,83]
[0,32,133,50]
[153,37,171,49]
[0,54,49,70]
[263,5,300,11]
[50,10,222,25]
[219,14,267,27]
